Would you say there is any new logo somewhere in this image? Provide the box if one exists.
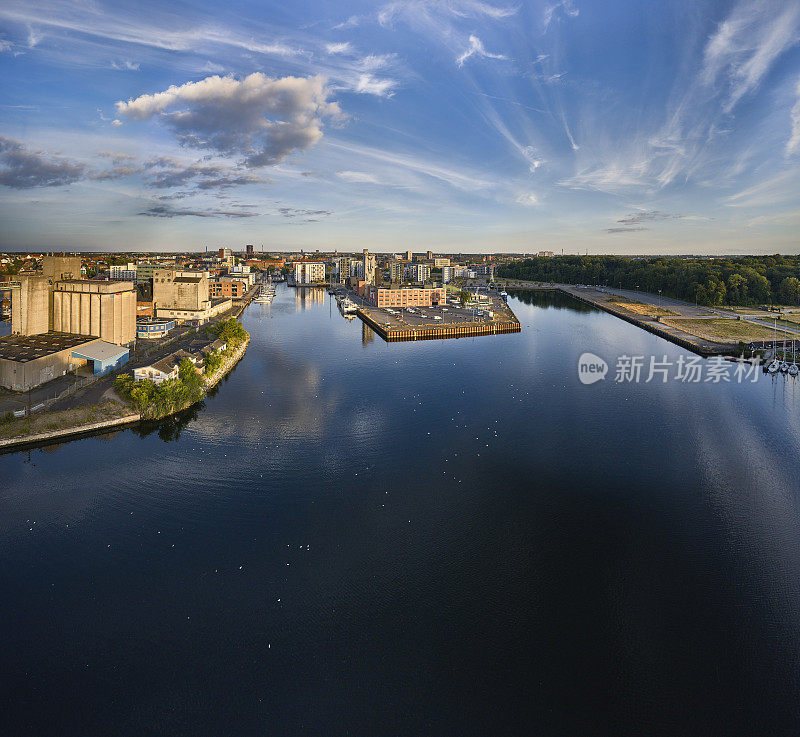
[578,352,608,385]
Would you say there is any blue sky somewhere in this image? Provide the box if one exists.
[0,0,798,253]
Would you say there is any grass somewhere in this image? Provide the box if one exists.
[609,298,677,317]
[0,401,135,441]
[661,318,796,343]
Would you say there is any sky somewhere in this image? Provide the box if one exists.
[0,0,798,254]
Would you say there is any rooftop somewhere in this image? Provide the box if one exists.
[0,332,97,362]
[70,340,129,362]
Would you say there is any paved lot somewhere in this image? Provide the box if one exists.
[345,286,514,331]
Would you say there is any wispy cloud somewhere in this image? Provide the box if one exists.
[139,204,259,218]
[337,170,381,184]
[325,42,352,55]
[515,192,539,206]
[543,0,579,31]
[788,76,800,155]
[110,59,139,71]
[456,34,507,67]
[702,0,800,113]
[607,226,647,233]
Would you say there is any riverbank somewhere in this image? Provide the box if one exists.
[0,329,250,453]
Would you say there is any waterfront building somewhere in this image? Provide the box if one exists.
[293,262,326,284]
[210,278,246,299]
[364,285,446,308]
[133,353,181,384]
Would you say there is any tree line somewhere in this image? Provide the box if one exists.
[497,255,800,307]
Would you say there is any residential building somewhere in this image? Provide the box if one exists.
[363,249,376,286]
[389,260,406,283]
[293,262,326,284]
[442,266,453,283]
[110,263,137,281]
[133,353,181,384]
[210,278,246,299]
[406,262,431,283]
[434,257,450,268]
[405,250,413,261]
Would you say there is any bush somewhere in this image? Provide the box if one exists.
[204,351,223,375]
[1,411,15,425]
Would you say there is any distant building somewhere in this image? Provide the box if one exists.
[434,257,450,268]
[246,244,255,257]
[389,261,406,283]
[135,262,158,284]
[405,250,413,261]
[537,251,555,258]
[363,250,377,286]
[406,262,431,283]
[442,266,453,283]
[426,250,434,260]
[110,263,137,282]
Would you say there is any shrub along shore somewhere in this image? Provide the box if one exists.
[115,318,249,420]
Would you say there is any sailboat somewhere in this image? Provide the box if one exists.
[790,339,798,377]
[780,337,790,372]
[767,319,780,373]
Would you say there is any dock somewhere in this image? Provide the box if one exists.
[357,308,520,341]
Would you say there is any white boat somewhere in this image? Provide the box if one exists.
[340,298,358,313]
[789,364,798,377]
[781,361,789,372]
[767,360,780,373]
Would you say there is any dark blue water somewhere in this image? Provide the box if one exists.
[3,286,800,736]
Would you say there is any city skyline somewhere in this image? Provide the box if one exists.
[0,0,799,253]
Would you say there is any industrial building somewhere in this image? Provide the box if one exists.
[52,280,136,345]
[152,268,230,323]
[0,332,124,391]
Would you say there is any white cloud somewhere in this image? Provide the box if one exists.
[0,40,12,53]
[115,73,343,167]
[326,42,352,55]
[111,119,122,127]
[337,170,381,184]
[456,34,507,67]
[788,76,800,155]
